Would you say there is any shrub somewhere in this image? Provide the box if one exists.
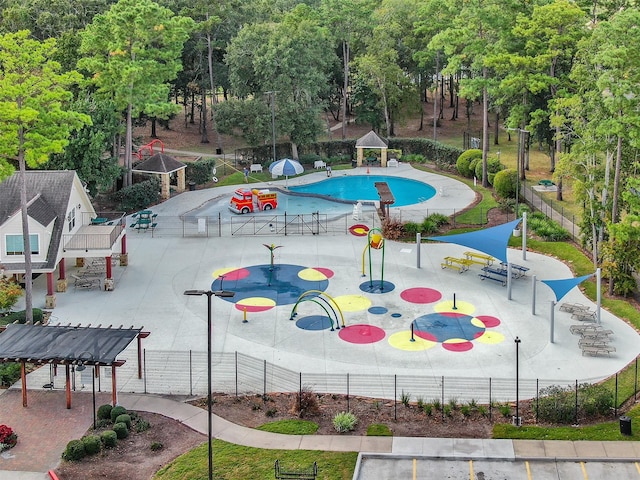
[112,177,161,212]
[113,422,129,439]
[448,398,459,410]
[150,441,164,451]
[419,218,437,234]
[381,217,404,240]
[97,404,113,421]
[266,408,278,417]
[0,278,23,312]
[499,403,512,418]
[366,423,392,436]
[136,419,151,433]
[423,403,433,416]
[493,169,518,199]
[460,405,472,417]
[333,412,358,433]
[477,405,489,417]
[0,425,17,450]
[185,157,217,185]
[62,439,85,461]
[101,430,117,448]
[1,309,43,325]
[474,156,504,185]
[534,383,613,424]
[432,398,442,411]
[400,391,411,406]
[298,153,323,167]
[110,406,128,423]
[115,414,132,429]
[82,435,101,455]
[427,213,449,227]
[0,363,21,387]
[456,149,482,178]
[289,386,319,418]
[403,221,420,236]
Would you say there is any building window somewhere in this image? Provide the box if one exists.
[67,208,76,231]
[5,234,39,256]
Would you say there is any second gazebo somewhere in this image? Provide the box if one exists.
[355,130,389,167]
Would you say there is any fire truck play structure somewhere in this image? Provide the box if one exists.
[228,188,278,214]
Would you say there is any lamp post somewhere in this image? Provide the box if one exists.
[76,351,96,430]
[514,336,521,427]
[184,288,235,480]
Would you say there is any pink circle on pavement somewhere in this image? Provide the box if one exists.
[313,267,334,279]
[442,340,474,352]
[218,268,250,281]
[339,324,385,344]
[400,287,442,304]
[476,315,501,328]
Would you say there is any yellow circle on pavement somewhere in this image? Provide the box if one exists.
[388,331,437,351]
[475,331,505,344]
[434,300,475,315]
[333,295,372,312]
[298,268,328,281]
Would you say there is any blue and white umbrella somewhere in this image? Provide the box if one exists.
[269,158,304,185]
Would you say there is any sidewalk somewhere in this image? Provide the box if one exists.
[2,389,639,479]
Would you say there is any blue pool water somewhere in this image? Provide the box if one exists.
[187,175,435,219]
[289,175,436,206]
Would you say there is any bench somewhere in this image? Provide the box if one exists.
[571,309,597,322]
[274,460,317,480]
[479,267,507,286]
[71,274,100,290]
[441,257,472,273]
[560,302,590,313]
[250,164,263,173]
[581,345,616,356]
[314,160,326,169]
[464,251,496,266]
[387,159,399,167]
[500,262,529,278]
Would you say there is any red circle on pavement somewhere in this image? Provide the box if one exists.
[339,324,385,344]
[400,287,442,304]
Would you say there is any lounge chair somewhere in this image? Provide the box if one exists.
[71,274,100,290]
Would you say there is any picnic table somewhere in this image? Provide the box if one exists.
[478,267,507,286]
[539,179,555,188]
[441,256,472,273]
[130,210,157,232]
[500,262,529,278]
[90,217,109,225]
[464,251,496,266]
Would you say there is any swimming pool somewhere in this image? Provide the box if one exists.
[186,191,372,219]
[186,175,435,219]
[289,175,436,206]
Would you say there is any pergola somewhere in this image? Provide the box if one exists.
[133,153,187,200]
[355,130,389,167]
[0,324,149,409]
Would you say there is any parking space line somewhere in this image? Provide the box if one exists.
[635,461,640,475]
[469,460,474,479]
[580,461,588,479]
[413,458,416,480]
[525,460,532,480]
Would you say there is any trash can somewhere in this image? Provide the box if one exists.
[188,181,196,191]
[216,148,222,155]
[620,415,632,435]
[351,159,357,168]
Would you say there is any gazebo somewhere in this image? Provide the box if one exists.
[133,153,187,200]
[355,130,389,167]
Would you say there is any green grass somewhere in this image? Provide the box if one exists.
[366,423,393,436]
[493,404,640,441]
[153,440,357,480]
[257,419,319,435]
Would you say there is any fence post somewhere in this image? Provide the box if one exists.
[441,376,445,421]
[235,351,238,397]
[536,379,539,424]
[143,349,147,394]
[574,380,578,425]
[299,372,302,414]
[263,359,267,400]
[489,378,492,423]
[394,375,397,421]
[615,373,619,417]
[347,373,350,413]
[189,350,193,396]
[635,357,638,403]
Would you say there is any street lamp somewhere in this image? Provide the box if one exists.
[514,336,521,427]
[76,351,96,430]
[184,288,235,480]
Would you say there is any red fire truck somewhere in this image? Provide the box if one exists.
[228,188,278,214]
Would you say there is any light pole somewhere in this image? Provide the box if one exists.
[184,288,235,480]
[76,351,96,430]
[514,336,521,427]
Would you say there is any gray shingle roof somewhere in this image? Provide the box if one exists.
[133,153,185,174]
[0,170,76,271]
[355,130,388,148]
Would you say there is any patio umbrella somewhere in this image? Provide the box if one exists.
[269,158,304,185]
